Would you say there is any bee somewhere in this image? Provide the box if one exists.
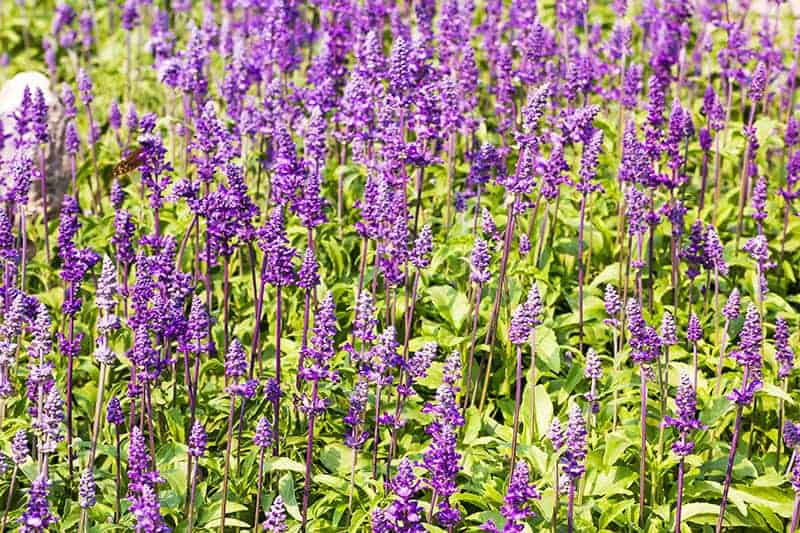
[111,147,145,177]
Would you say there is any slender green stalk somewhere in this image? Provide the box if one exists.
[188,458,199,533]
[254,447,266,533]
[510,345,523,473]
[219,396,237,533]
[639,366,647,528]
[1,465,18,530]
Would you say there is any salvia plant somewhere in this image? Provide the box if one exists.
[0,1,800,532]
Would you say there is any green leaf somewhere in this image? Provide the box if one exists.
[603,432,633,466]
[534,327,560,373]
[279,473,302,521]
[265,457,306,475]
[463,407,482,445]
[761,383,794,404]
[425,285,470,332]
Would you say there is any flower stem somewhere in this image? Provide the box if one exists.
[716,370,749,533]
[348,446,358,513]
[780,378,788,467]
[297,288,312,390]
[273,285,283,456]
[371,384,382,479]
[715,320,730,395]
[567,479,576,533]
[254,447,265,533]
[38,148,50,263]
[188,458,199,533]
[528,332,537,440]
[463,284,482,410]
[510,344,523,473]
[88,363,108,465]
[577,193,587,354]
[480,203,517,409]
[301,381,319,530]
[1,464,17,530]
[114,424,121,522]
[219,396,237,533]
[674,457,685,533]
[639,366,647,528]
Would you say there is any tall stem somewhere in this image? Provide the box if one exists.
[528,332,537,440]
[780,378,788,467]
[301,381,319,530]
[273,285,282,456]
[223,256,230,353]
[114,425,121,522]
[577,193,588,354]
[371,384,382,479]
[88,363,108,464]
[510,345,523,473]
[38,148,50,263]
[444,132,456,233]
[567,480,576,533]
[552,459,560,533]
[674,457,685,533]
[387,269,421,465]
[463,284,482,409]
[715,320,730,395]
[348,446,358,513]
[1,465,17,530]
[66,296,76,484]
[254,447,265,533]
[639,366,647,528]
[716,368,749,533]
[297,288,312,390]
[480,203,517,409]
[187,460,199,533]
[219,396,237,533]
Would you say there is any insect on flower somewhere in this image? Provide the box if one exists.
[111,146,145,177]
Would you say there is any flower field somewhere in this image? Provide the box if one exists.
[1,0,800,531]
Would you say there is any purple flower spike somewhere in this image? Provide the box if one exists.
[188,421,207,458]
[79,468,96,509]
[784,421,800,449]
[77,68,93,105]
[687,313,702,343]
[748,62,768,103]
[660,312,677,346]
[224,339,248,380]
[470,238,491,284]
[604,285,621,326]
[254,417,274,449]
[11,430,29,465]
[561,405,587,480]
[373,458,425,533]
[663,371,703,457]
[19,473,57,532]
[722,289,741,321]
[263,496,288,533]
[106,396,124,425]
[585,349,602,380]
[411,225,433,269]
[353,291,378,344]
[481,460,541,533]
[297,248,320,290]
[548,417,566,451]
[509,303,532,345]
[776,317,795,379]
[706,226,728,276]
